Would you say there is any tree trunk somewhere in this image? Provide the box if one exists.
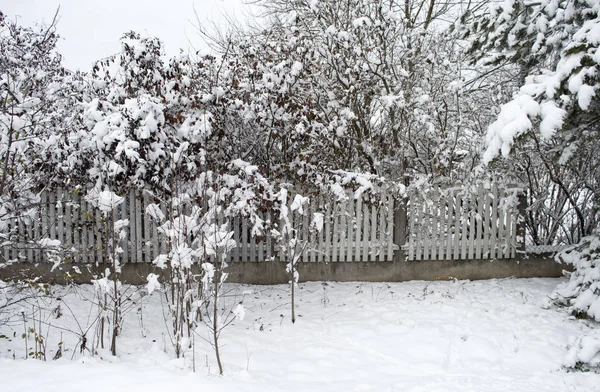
[213,259,223,375]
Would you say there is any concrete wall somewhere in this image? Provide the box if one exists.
[0,253,567,285]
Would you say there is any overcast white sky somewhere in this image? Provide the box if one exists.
[3,0,257,71]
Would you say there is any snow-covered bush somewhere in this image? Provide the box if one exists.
[275,188,323,324]
[224,0,489,187]
[0,11,78,264]
[86,188,129,356]
[552,235,600,370]
[146,160,270,371]
[564,334,600,371]
[552,235,600,322]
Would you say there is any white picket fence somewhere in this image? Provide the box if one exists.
[1,185,523,265]
[1,189,397,264]
[404,184,521,261]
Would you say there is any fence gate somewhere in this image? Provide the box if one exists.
[404,185,522,261]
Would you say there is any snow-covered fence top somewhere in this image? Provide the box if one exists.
[1,189,397,264]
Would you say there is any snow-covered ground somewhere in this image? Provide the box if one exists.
[1,278,598,391]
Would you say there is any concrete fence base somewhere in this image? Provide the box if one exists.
[0,254,567,285]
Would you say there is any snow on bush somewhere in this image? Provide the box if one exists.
[552,235,600,322]
[146,273,161,295]
[85,188,124,216]
[564,334,600,371]
[552,234,600,370]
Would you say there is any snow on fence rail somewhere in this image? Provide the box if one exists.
[404,184,523,261]
[1,189,397,264]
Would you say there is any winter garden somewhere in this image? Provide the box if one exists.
[1,0,600,390]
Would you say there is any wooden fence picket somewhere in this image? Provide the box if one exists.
[460,193,468,260]
[429,197,437,261]
[444,191,452,260]
[71,194,79,263]
[265,211,273,261]
[386,193,394,261]
[475,185,484,259]
[135,192,143,264]
[303,203,310,262]
[361,199,370,262]
[241,217,248,262]
[490,184,498,260]
[437,189,446,260]
[423,199,430,261]
[468,191,476,260]
[346,194,354,262]
[142,193,151,263]
[249,215,257,262]
[451,190,459,260]
[257,211,265,263]
[510,196,518,259]
[503,198,511,259]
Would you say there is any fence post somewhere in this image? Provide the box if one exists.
[517,190,527,254]
[393,197,407,262]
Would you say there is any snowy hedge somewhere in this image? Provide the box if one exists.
[552,235,600,322]
[551,234,600,370]
[564,335,600,371]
